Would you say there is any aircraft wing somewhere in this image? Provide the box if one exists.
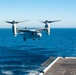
[18,28,39,33]
[18,28,47,33]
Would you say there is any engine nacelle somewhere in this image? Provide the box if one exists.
[12,24,17,37]
[45,23,50,35]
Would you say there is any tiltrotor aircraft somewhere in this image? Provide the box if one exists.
[5,20,60,41]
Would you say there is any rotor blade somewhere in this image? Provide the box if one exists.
[15,20,30,24]
[48,20,61,23]
[5,20,30,24]
[38,20,43,23]
[38,20,46,23]
[39,20,61,24]
[5,21,12,24]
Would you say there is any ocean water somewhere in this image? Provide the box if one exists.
[0,28,76,75]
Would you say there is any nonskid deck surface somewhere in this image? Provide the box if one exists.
[39,57,76,75]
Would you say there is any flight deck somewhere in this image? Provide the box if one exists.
[39,57,76,75]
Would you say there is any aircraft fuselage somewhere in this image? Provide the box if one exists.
[20,32,42,41]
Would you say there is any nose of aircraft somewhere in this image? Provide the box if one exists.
[37,33,42,38]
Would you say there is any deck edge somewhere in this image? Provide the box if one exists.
[39,57,62,75]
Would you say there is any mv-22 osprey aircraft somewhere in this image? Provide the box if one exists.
[5,20,60,41]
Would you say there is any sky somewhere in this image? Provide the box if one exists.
[0,0,76,28]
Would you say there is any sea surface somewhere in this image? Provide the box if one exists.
[0,28,76,75]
